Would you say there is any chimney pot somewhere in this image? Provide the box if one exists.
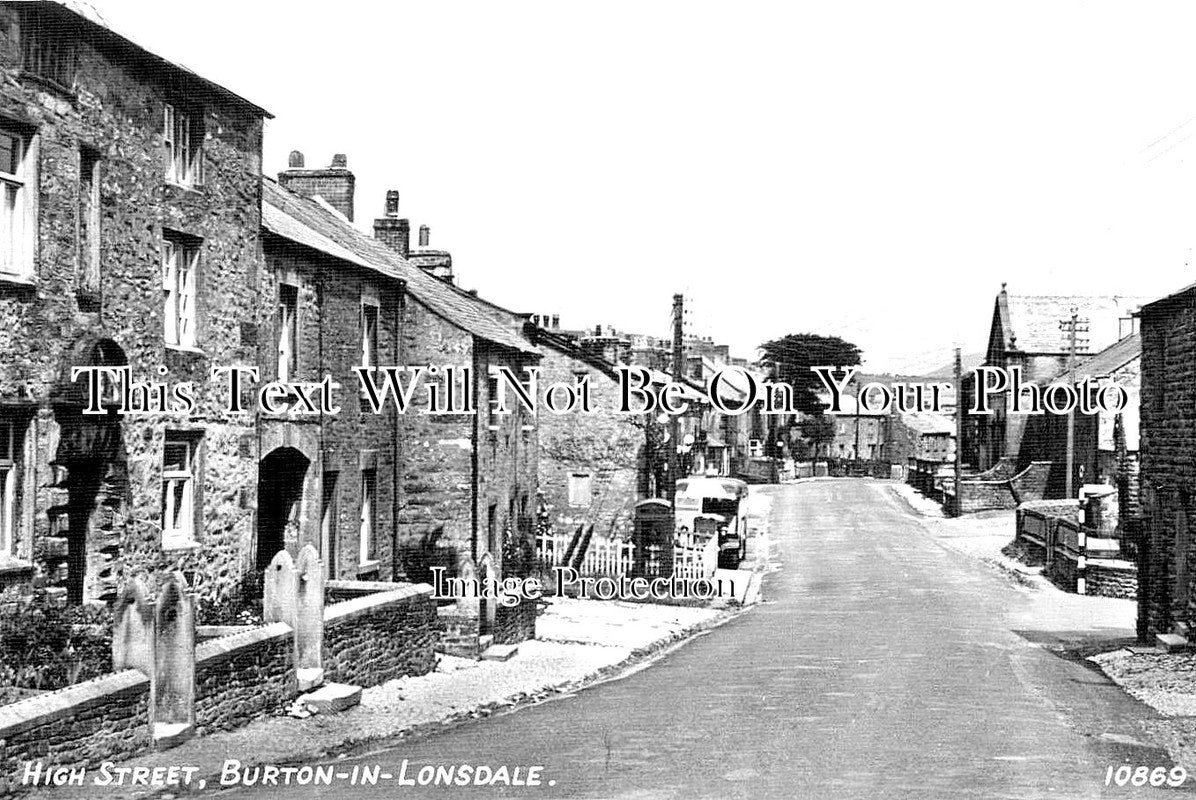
[288,150,305,168]
[385,190,400,217]
[419,225,430,248]
[331,153,348,169]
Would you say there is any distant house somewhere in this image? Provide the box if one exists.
[1016,332,1140,500]
[889,411,955,483]
[961,284,1144,473]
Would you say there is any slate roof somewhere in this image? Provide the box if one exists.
[900,411,955,436]
[994,293,1146,355]
[1036,332,1140,385]
[38,1,272,117]
[262,178,537,355]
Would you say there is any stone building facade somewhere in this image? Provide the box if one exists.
[259,173,406,583]
[1136,284,1196,641]
[530,327,653,557]
[0,1,269,606]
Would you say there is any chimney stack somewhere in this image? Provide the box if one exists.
[278,152,356,222]
[373,189,411,258]
[418,225,430,248]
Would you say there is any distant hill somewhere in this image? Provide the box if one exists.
[920,353,984,380]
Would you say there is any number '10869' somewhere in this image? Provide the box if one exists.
[1104,765,1186,787]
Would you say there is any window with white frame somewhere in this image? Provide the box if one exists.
[360,303,378,370]
[567,473,592,507]
[161,433,198,548]
[162,233,198,348]
[0,419,19,560]
[0,128,33,279]
[163,103,202,186]
[277,283,298,382]
[359,468,377,565]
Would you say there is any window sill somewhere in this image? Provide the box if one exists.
[0,557,33,577]
[164,179,206,196]
[165,344,205,356]
[162,540,201,554]
[0,273,36,289]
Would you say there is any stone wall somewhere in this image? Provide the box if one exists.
[193,622,294,734]
[323,584,438,687]
[1139,292,1196,638]
[0,670,150,798]
[493,597,537,646]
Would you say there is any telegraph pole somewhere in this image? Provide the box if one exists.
[1060,309,1089,498]
[953,347,962,516]
[669,293,684,503]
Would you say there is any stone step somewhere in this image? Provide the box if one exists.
[296,666,325,692]
[1156,633,1191,653]
[299,682,361,714]
[478,634,494,651]
[152,722,193,750]
[481,643,519,662]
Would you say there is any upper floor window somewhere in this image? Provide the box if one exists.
[0,129,34,280]
[567,472,593,507]
[163,103,202,186]
[22,12,76,90]
[277,283,298,382]
[361,303,378,369]
[162,232,199,348]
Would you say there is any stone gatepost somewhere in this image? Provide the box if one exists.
[152,571,195,749]
[263,550,297,625]
[435,554,483,658]
[112,576,153,674]
[294,545,325,691]
[478,552,498,635]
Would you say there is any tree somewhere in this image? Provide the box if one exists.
[798,415,837,458]
[759,334,862,415]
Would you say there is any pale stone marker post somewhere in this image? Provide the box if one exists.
[112,576,153,674]
[152,571,195,749]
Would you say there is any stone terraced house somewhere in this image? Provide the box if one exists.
[0,0,270,606]
[0,3,543,636]
[1135,284,1196,642]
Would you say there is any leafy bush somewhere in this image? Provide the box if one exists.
[0,591,112,695]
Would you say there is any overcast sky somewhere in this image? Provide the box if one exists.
[83,1,1196,373]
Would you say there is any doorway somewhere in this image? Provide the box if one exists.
[257,447,309,571]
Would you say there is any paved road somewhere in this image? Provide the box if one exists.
[220,480,1187,799]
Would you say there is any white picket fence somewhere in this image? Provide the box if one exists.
[535,528,717,580]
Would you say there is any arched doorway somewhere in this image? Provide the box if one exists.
[50,337,128,605]
[256,447,310,571]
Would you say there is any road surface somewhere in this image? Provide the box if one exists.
[218,480,1186,799]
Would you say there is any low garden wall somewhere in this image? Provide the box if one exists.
[0,556,436,799]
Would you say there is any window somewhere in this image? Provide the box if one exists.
[567,473,593,507]
[277,284,298,382]
[163,103,202,186]
[360,304,378,370]
[0,128,33,279]
[749,439,763,458]
[161,433,198,548]
[359,468,376,566]
[22,11,75,89]
[77,149,100,294]
[0,419,20,559]
[162,233,198,348]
